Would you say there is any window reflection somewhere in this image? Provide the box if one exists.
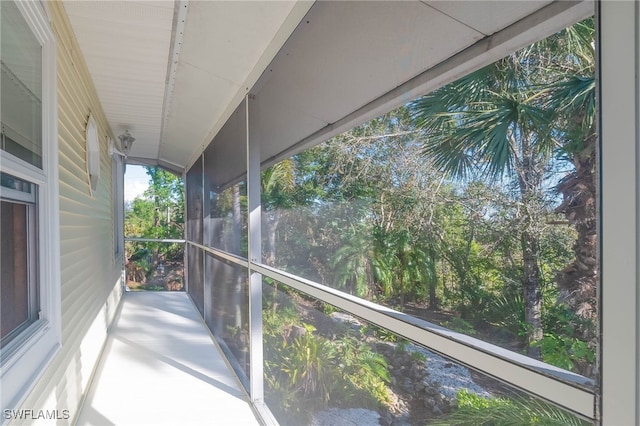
[260,18,598,378]
[262,279,589,425]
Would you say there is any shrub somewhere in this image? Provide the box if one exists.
[264,306,393,423]
[430,389,590,425]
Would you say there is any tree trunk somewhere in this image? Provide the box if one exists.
[265,215,278,267]
[428,247,438,309]
[231,185,242,254]
[231,185,242,330]
[555,134,598,339]
[517,148,544,360]
[522,228,543,359]
[265,211,280,313]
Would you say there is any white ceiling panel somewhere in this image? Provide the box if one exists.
[179,1,300,86]
[255,1,482,129]
[425,1,554,36]
[63,0,174,159]
[160,61,240,166]
[245,0,592,174]
[158,1,304,168]
[63,0,590,173]
[251,1,486,165]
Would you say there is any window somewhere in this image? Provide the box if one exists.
[252,15,597,422]
[0,0,60,412]
[1,174,39,349]
[0,1,42,169]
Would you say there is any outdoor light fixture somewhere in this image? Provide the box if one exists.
[118,130,135,156]
[110,130,136,158]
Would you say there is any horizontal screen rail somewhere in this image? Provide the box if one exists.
[125,237,186,243]
[187,241,249,269]
[251,262,596,420]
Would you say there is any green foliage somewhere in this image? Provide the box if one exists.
[490,293,527,337]
[141,285,165,291]
[263,292,392,423]
[334,335,392,406]
[278,324,340,405]
[536,302,595,375]
[430,390,590,426]
[364,323,399,343]
[409,349,427,363]
[256,18,597,381]
[125,167,184,286]
[320,302,338,316]
[442,317,477,336]
[534,334,595,372]
[411,18,597,358]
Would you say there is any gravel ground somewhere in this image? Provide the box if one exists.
[331,312,490,400]
[311,408,381,426]
[405,343,490,400]
[318,312,490,425]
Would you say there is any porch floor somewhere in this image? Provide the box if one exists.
[76,291,260,425]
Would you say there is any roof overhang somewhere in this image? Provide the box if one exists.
[62,0,594,177]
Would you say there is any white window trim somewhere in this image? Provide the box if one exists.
[111,146,124,261]
[0,0,60,414]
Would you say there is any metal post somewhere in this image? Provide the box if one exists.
[246,94,265,405]
[599,1,640,424]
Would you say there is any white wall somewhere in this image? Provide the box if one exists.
[15,2,124,423]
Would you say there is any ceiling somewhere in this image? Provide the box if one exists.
[63,0,311,171]
[63,1,593,175]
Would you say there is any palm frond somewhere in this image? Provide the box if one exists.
[543,76,596,137]
[412,17,594,183]
[263,159,296,194]
[429,390,590,426]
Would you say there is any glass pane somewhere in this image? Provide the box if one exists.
[1,200,38,348]
[204,180,247,257]
[203,99,248,258]
[261,18,598,380]
[1,172,33,194]
[205,254,250,385]
[1,0,42,168]
[186,157,203,244]
[187,245,204,316]
[262,279,589,425]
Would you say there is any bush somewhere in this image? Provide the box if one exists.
[430,389,590,426]
[534,334,595,373]
[263,304,392,423]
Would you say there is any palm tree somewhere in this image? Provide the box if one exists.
[411,19,595,358]
[330,223,392,299]
[261,158,302,313]
[542,21,597,337]
[262,158,296,267]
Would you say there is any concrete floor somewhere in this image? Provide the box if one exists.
[76,292,260,426]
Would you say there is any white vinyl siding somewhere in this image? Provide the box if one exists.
[14,2,123,422]
[0,0,60,415]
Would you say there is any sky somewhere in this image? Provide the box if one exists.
[124,164,149,202]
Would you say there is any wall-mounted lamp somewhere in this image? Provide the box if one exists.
[109,130,136,158]
[119,130,135,156]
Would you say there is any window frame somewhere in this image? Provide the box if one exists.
[0,0,61,413]
[112,151,124,260]
[1,177,39,348]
